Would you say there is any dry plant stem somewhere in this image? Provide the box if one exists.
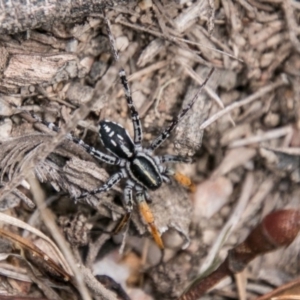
[79,265,119,300]
[141,238,150,266]
[200,78,288,130]
[229,126,293,148]
[128,60,169,82]
[118,220,130,255]
[235,271,247,300]
[239,178,274,227]
[24,194,64,238]
[179,210,300,300]
[199,172,254,274]
[28,176,92,300]
[12,188,35,208]
[267,147,300,155]
[0,211,71,274]
[0,263,30,282]
[179,263,230,300]
[154,77,179,116]
[227,210,300,272]
[176,37,243,62]
[272,296,300,300]
[25,265,63,300]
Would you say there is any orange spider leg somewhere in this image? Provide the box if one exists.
[173,172,196,193]
[138,197,164,250]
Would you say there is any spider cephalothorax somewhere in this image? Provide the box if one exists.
[28,68,214,249]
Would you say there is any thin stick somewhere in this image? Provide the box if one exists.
[28,176,92,300]
[229,126,293,148]
[102,8,120,62]
[128,60,169,81]
[117,18,242,62]
[200,78,288,130]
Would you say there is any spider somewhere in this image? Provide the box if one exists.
[27,67,214,250]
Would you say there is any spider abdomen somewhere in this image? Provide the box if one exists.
[127,154,162,190]
[99,120,135,159]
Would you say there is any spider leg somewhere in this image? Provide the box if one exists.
[136,191,164,249]
[102,9,143,148]
[124,181,134,212]
[78,169,127,199]
[158,155,195,190]
[158,154,194,164]
[144,190,152,203]
[161,175,170,183]
[165,168,196,193]
[119,69,143,148]
[113,181,134,234]
[27,112,122,165]
[149,68,214,151]
[76,139,123,166]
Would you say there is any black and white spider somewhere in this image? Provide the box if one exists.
[30,67,214,249]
